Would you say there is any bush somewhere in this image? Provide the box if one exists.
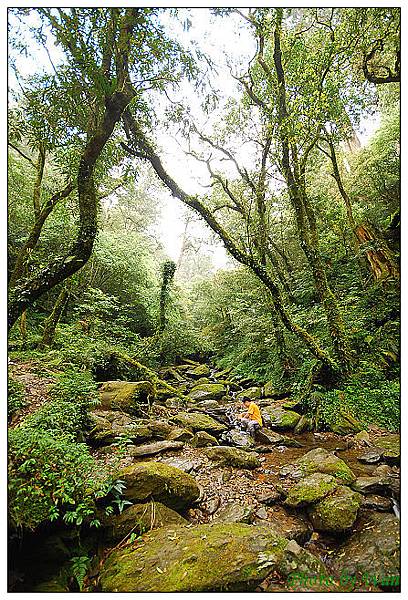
[23,369,100,441]
[8,428,99,530]
[8,377,26,419]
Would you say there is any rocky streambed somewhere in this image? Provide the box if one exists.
[11,360,400,592]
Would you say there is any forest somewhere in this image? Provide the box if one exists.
[8,7,400,593]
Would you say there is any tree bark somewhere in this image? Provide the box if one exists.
[38,282,72,350]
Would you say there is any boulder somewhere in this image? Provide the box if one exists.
[144,420,175,439]
[223,429,254,450]
[353,430,370,445]
[256,487,282,506]
[361,494,393,512]
[88,411,153,446]
[98,523,328,592]
[99,381,155,412]
[254,505,312,545]
[187,384,226,402]
[184,364,211,378]
[120,462,200,510]
[174,412,227,434]
[262,406,301,430]
[296,447,356,484]
[294,415,313,434]
[263,380,277,398]
[307,485,362,532]
[331,512,400,591]
[236,387,262,401]
[190,431,219,448]
[357,449,383,464]
[330,412,362,435]
[195,399,221,411]
[256,428,285,445]
[166,428,194,442]
[351,476,393,496]
[212,503,254,524]
[161,457,201,473]
[203,446,261,469]
[372,434,400,464]
[284,473,338,508]
[103,502,188,543]
[128,440,184,458]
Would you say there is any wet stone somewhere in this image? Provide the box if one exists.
[361,494,393,512]
[357,449,383,464]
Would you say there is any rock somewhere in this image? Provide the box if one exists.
[261,406,301,430]
[203,446,261,469]
[284,473,338,508]
[263,380,277,398]
[296,447,356,484]
[144,419,175,439]
[294,415,313,434]
[167,428,194,442]
[307,485,362,532]
[351,475,393,496]
[256,487,282,505]
[98,523,328,592]
[194,377,211,386]
[190,431,219,447]
[88,411,153,446]
[357,450,383,464]
[254,506,268,520]
[223,429,254,450]
[187,384,226,402]
[212,503,254,524]
[161,457,200,473]
[361,494,393,512]
[372,434,400,464]
[103,502,188,543]
[128,440,184,458]
[236,387,262,401]
[99,381,155,412]
[174,412,227,434]
[331,512,400,591]
[255,428,285,445]
[353,430,370,445]
[202,497,221,515]
[120,462,200,510]
[185,364,211,378]
[255,505,312,545]
[330,412,362,435]
[195,399,220,410]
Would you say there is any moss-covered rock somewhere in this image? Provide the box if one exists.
[212,503,254,524]
[190,431,219,447]
[255,428,285,445]
[187,383,226,402]
[262,407,301,430]
[284,473,338,508]
[330,412,362,435]
[103,502,188,543]
[307,485,362,532]
[128,440,184,458]
[174,412,227,434]
[185,364,211,378]
[372,434,400,463]
[119,462,200,510]
[99,381,155,413]
[98,523,328,592]
[236,387,262,401]
[88,411,153,446]
[331,512,400,591]
[167,428,194,442]
[203,446,261,469]
[294,415,313,434]
[296,447,356,484]
[263,380,277,398]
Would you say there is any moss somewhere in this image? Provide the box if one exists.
[187,384,226,402]
[297,448,356,484]
[119,462,200,510]
[99,524,299,592]
[174,412,227,433]
[307,486,363,532]
[285,473,338,507]
[262,407,301,429]
[203,446,260,469]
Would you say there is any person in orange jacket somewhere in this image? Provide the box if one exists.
[239,395,263,438]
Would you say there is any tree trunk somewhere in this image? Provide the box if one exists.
[38,282,71,350]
